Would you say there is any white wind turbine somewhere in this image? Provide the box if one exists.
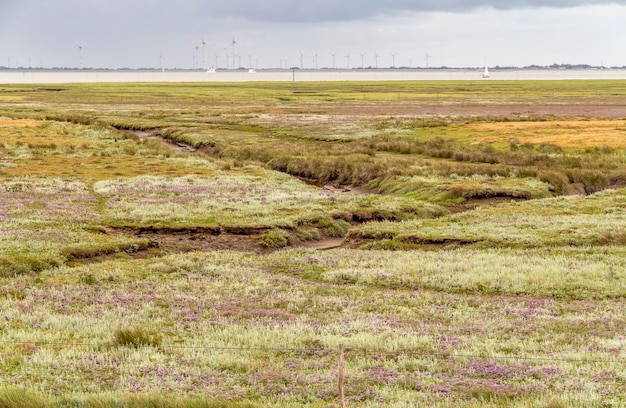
[201,39,206,70]
[359,53,366,69]
[231,37,237,69]
[329,53,337,69]
[77,44,85,69]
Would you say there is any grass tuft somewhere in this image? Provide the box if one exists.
[260,228,291,248]
[316,217,350,237]
[83,395,260,408]
[0,387,48,408]
[111,327,162,349]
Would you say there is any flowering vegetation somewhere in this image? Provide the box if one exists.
[1,250,624,406]
[1,81,626,406]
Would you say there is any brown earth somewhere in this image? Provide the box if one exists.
[77,226,347,266]
[329,97,626,118]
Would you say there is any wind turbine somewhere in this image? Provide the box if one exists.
[425,52,432,68]
[77,44,85,69]
[359,53,366,69]
[299,50,305,69]
[201,38,206,70]
[390,53,397,68]
[231,37,237,69]
[374,52,380,69]
[345,52,350,69]
[313,50,319,70]
[329,53,337,69]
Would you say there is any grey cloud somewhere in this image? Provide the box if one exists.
[199,0,626,22]
[3,0,626,68]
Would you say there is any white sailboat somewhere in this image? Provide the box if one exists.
[481,59,490,78]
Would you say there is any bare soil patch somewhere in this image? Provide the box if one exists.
[134,130,196,152]
[96,225,347,257]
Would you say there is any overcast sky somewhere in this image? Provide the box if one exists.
[2,0,626,69]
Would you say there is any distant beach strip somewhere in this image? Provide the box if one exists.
[1,69,626,84]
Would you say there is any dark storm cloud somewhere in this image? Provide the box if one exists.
[198,0,626,22]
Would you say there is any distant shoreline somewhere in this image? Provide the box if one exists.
[2,68,626,84]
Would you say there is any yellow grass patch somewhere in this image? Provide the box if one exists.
[469,120,626,148]
[0,119,39,127]
[0,121,89,148]
[4,156,214,182]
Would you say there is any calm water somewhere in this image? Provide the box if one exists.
[1,69,626,84]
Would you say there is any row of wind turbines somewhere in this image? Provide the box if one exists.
[186,37,442,70]
[73,40,488,75]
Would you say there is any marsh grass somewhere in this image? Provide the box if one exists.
[296,227,320,241]
[4,81,626,203]
[0,387,261,408]
[354,188,626,249]
[0,252,65,277]
[1,251,624,405]
[2,80,626,407]
[60,240,157,260]
[0,387,47,408]
[88,396,260,408]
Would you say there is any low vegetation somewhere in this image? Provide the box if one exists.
[1,79,625,406]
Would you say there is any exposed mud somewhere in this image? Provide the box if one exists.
[134,129,197,152]
[97,225,346,258]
